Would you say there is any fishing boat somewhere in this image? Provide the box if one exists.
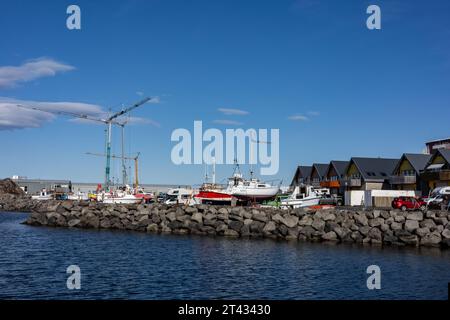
[31,189,53,201]
[194,183,234,205]
[193,159,234,205]
[281,185,330,209]
[226,163,280,203]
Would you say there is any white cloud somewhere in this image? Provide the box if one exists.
[218,108,249,116]
[0,97,158,130]
[213,119,243,126]
[0,58,75,89]
[288,114,309,121]
[307,111,320,116]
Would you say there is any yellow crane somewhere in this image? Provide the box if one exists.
[86,152,141,188]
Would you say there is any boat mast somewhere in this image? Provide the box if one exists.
[212,157,216,185]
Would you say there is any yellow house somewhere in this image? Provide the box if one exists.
[390,153,432,193]
[421,149,450,191]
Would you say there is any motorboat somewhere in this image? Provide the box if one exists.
[165,188,196,206]
[68,191,89,201]
[31,189,53,201]
[281,185,330,209]
[98,185,143,204]
[226,164,280,203]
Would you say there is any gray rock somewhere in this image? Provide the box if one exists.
[420,219,436,229]
[263,221,277,233]
[368,228,382,241]
[281,215,299,228]
[441,229,450,239]
[394,215,406,223]
[146,224,159,233]
[185,206,198,214]
[68,219,81,228]
[218,208,229,215]
[433,217,448,226]
[322,231,338,241]
[323,213,336,221]
[191,212,203,224]
[299,215,313,226]
[415,227,430,238]
[224,229,239,237]
[204,219,218,228]
[420,232,442,247]
[369,218,384,227]
[351,231,363,242]
[359,226,371,236]
[391,222,403,231]
[229,220,244,232]
[312,218,325,232]
[406,212,424,221]
[355,214,368,226]
[300,226,315,238]
[166,211,176,222]
[252,212,268,223]
[249,221,265,234]
[399,235,419,246]
[405,220,420,233]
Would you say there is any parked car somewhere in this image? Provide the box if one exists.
[319,194,344,206]
[392,197,427,211]
[157,192,168,203]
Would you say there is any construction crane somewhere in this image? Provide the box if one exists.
[86,152,141,188]
[103,97,151,190]
[15,97,154,190]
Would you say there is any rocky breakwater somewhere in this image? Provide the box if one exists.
[24,200,450,248]
[0,178,37,212]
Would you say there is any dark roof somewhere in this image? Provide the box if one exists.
[425,149,450,169]
[290,166,312,186]
[297,166,312,178]
[328,160,350,177]
[439,149,450,164]
[349,157,399,182]
[393,153,432,174]
[311,163,329,179]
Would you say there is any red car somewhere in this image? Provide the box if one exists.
[392,197,427,211]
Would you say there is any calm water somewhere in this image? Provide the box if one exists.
[0,212,449,300]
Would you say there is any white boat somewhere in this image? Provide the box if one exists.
[102,194,143,204]
[281,185,330,209]
[98,185,143,204]
[68,192,89,201]
[165,188,197,206]
[226,165,280,202]
[32,189,53,201]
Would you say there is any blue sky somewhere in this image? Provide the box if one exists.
[1,0,450,185]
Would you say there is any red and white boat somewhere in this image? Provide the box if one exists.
[194,183,234,205]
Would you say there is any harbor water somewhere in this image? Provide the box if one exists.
[0,212,449,300]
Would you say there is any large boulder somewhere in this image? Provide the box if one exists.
[405,220,420,233]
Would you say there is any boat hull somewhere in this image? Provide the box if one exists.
[194,190,233,205]
[281,197,321,209]
[102,198,143,204]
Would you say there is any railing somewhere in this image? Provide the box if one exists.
[390,175,416,185]
[320,180,341,188]
[421,170,450,181]
[341,178,362,187]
